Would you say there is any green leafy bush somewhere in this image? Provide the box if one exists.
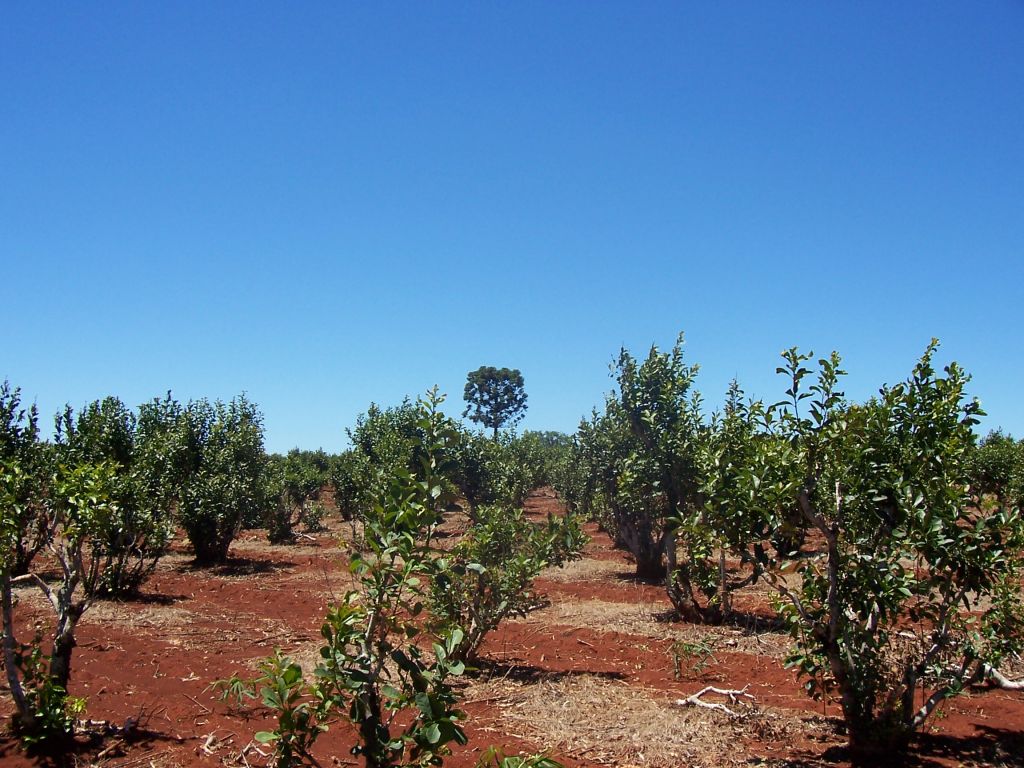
[9,630,87,746]
[338,399,454,523]
[264,449,333,543]
[555,410,616,535]
[690,381,792,619]
[1,460,119,743]
[744,343,1024,753]
[175,395,268,565]
[573,336,709,594]
[450,431,541,514]
[490,434,544,509]
[0,381,51,577]
[350,400,430,479]
[430,504,585,663]
[299,500,328,533]
[447,429,506,519]
[519,431,574,494]
[968,429,1023,505]
[475,747,563,768]
[134,392,193,524]
[54,396,175,596]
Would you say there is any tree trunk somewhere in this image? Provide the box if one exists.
[846,714,911,759]
[664,533,724,624]
[615,506,663,580]
[667,570,722,623]
[192,530,232,565]
[43,561,85,694]
[718,549,732,617]
[357,687,390,768]
[633,553,665,580]
[49,629,77,693]
[1,574,32,728]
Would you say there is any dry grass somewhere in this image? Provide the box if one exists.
[536,558,627,583]
[512,598,791,659]
[83,600,196,632]
[227,537,327,559]
[86,602,307,653]
[76,751,192,768]
[465,673,812,768]
[278,638,326,674]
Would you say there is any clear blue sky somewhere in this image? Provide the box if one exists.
[3,3,1022,453]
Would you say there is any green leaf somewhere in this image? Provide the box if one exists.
[422,722,441,744]
[415,691,433,717]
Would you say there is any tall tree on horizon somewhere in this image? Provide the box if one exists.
[462,366,528,439]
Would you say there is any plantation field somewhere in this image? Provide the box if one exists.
[2,490,1022,768]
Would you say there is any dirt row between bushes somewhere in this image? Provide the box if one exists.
[2,491,1023,767]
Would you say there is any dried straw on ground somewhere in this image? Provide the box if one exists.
[467,672,804,768]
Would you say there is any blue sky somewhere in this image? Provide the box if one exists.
[3,3,1022,453]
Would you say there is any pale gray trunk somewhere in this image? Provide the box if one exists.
[1,574,31,726]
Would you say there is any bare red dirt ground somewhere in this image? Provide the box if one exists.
[2,491,1023,767]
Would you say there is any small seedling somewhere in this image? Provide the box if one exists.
[669,638,719,678]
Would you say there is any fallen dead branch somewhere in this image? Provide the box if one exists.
[983,664,1024,691]
[200,729,235,756]
[676,685,755,718]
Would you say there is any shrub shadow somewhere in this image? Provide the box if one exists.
[176,556,296,577]
[748,722,1024,768]
[909,724,1024,768]
[0,722,185,768]
[471,658,627,685]
[96,590,188,606]
[613,570,663,586]
[650,607,785,634]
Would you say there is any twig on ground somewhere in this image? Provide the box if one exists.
[238,741,268,768]
[983,664,1024,691]
[675,684,755,718]
[96,739,125,759]
[185,693,213,714]
[200,729,234,755]
[201,732,218,755]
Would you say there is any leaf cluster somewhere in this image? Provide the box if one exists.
[2,458,120,743]
[174,395,268,564]
[430,504,586,663]
[967,429,1024,506]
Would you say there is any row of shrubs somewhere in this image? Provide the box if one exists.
[0,381,585,761]
[546,335,1024,755]
[1,382,578,584]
